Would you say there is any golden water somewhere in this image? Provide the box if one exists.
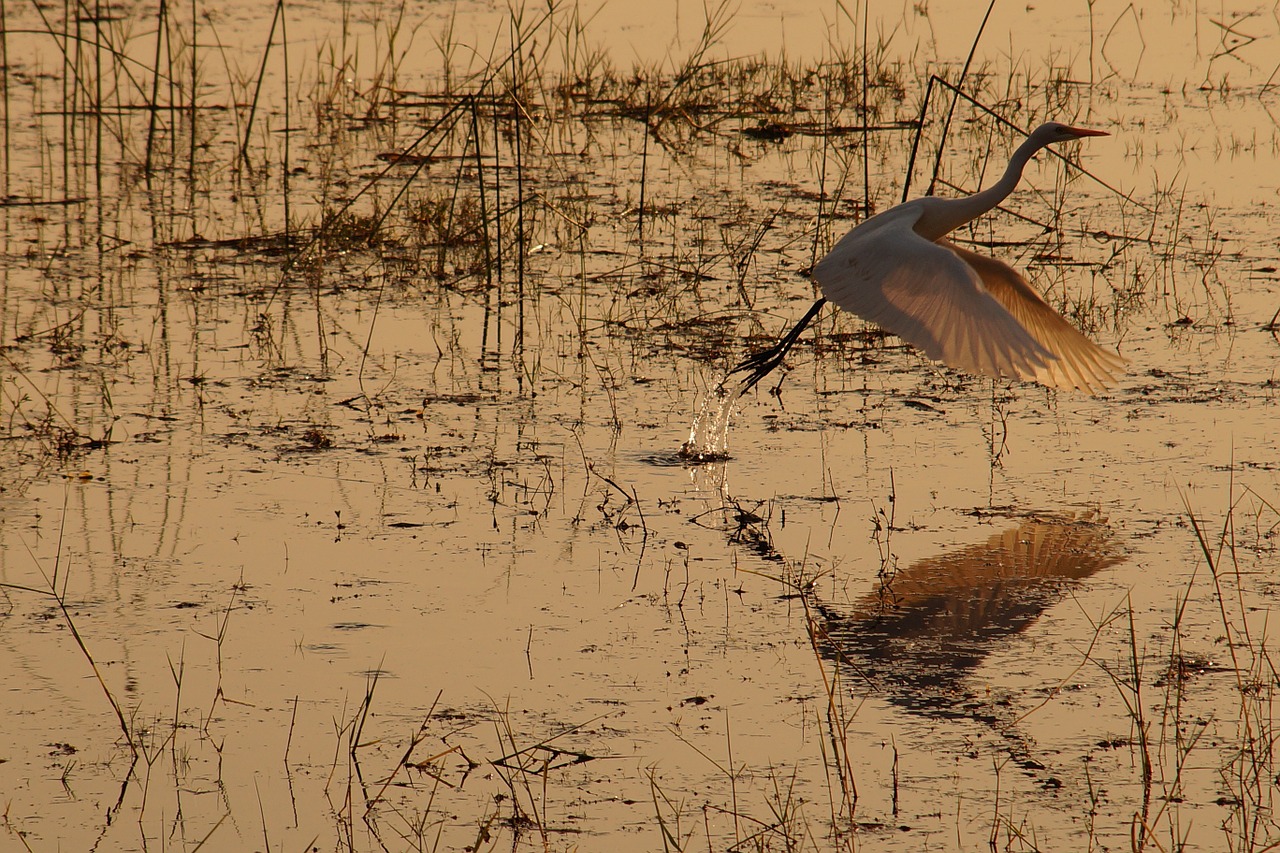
[1,1,1278,851]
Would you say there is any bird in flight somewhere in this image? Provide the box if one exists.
[727,122,1126,395]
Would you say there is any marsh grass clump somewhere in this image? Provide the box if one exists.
[404,189,488,277]
[319,206,387,253]
[299,426,334,449]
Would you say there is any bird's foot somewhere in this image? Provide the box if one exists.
[722,341,788,395]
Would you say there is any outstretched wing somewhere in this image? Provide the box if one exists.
[940,241,1127,394]
[813,203,1057,385]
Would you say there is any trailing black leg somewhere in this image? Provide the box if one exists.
[724,298,827,393]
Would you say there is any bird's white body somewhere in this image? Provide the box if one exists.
[731,122,1125,395]
[812,122,1124,393]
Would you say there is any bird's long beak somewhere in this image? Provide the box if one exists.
[1066,125,1109,137]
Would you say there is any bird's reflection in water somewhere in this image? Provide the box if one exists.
[818,513,1122,723]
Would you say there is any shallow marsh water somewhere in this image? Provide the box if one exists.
[1,0,1280,850]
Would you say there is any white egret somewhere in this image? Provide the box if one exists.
[728,122,1125,394]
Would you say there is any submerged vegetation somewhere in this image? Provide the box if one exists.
[2,0,1279,850]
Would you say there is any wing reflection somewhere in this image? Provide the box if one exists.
[817,514,1122,721]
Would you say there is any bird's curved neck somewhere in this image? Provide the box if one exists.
[916,133,1048,241]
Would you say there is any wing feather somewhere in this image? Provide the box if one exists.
[813,204,1056,384]
[809,202,1125,393]
[940,241,1127,393]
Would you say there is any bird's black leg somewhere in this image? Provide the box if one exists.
[724,298,827,393]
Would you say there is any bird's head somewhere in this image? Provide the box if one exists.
[1034,121,1109,144]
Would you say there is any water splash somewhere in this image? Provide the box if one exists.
[679,379,744,462]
